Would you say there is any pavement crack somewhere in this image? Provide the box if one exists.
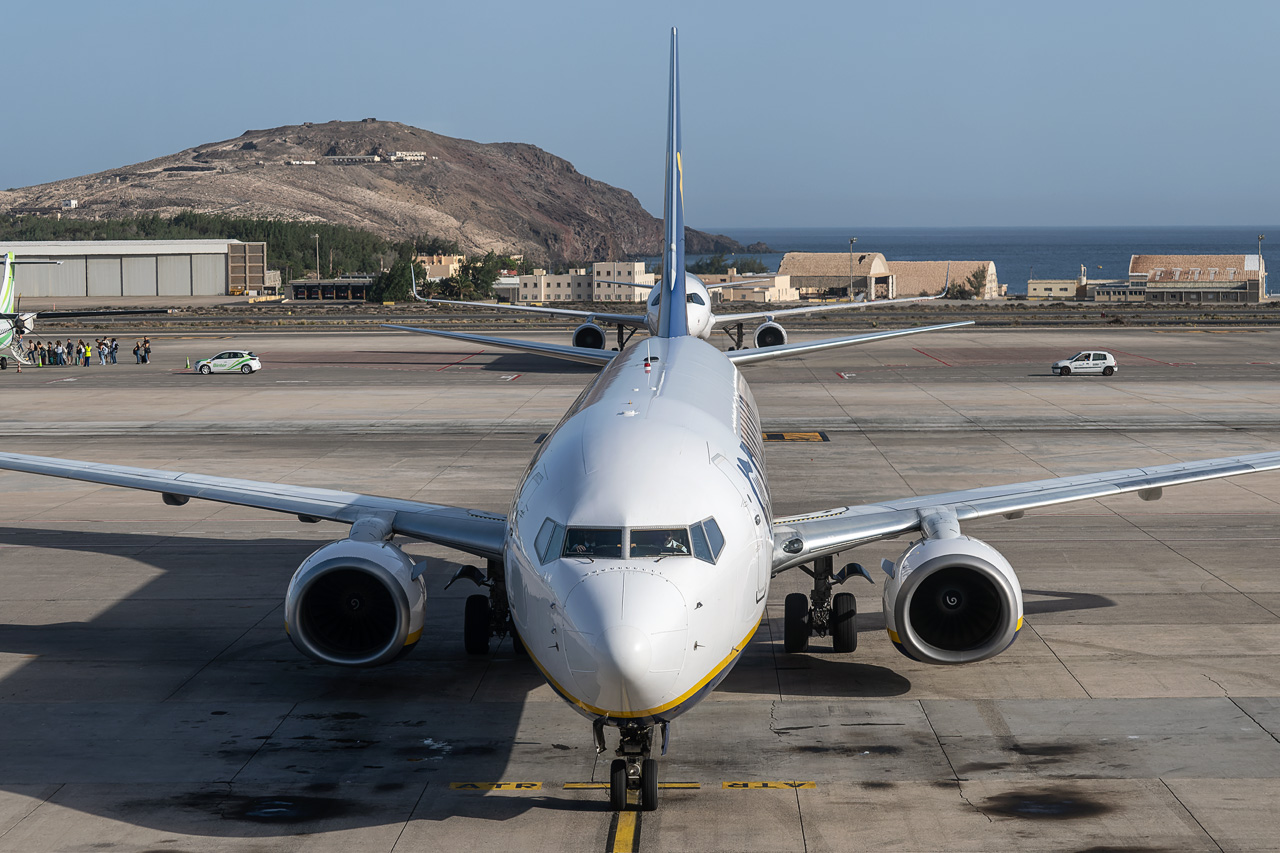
[920,702,991,822]
[1204,673,1228,696]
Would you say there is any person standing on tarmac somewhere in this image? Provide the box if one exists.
[110,338,118,365]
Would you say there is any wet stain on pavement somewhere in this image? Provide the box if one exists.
[983,788,1110,820]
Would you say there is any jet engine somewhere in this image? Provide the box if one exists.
[882,535,1023,665]
[753,322,787,349]
[285,538,425,667]
[572,323,606,349]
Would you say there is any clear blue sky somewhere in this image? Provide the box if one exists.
[5,0,1278,228]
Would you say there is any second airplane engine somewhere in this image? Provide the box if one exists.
[882,535,1023,665]
[572,323,606,349]
[753,322,787,349]
[285,538,425,667]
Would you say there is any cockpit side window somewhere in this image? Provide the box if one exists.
[649,290,660,306]
[702,517,725,559]
[686,292,705,305]
[630,528,691,557]
[562,527,623,559]
[689,522,713,563]
[534,518,566,564]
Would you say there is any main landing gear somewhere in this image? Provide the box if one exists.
[448,558,525,655]
[597,719,664,811]
[784,554,872,653]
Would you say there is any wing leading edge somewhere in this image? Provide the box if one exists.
[0,452,507,559]
[771,450,1280,573]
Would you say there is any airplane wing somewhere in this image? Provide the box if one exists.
[770,450,1280,573]
[423,298,647,328]
[726,321,973,365]
[383,324,617,366]
[714,291,950,326]
[0,452,507,559]
[3,308,171,319]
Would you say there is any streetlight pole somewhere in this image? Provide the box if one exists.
[312,234,320,282]
[1260,234,1266,296]
[848,236,857,302]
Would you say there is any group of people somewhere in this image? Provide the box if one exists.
[14,337,151,372]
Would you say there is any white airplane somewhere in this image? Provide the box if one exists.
[3,30,1280,813]
[0,251,169,370]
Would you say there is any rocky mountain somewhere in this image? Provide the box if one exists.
[0,120,743,262]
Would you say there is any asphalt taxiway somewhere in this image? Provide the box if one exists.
[1,327,1279,852]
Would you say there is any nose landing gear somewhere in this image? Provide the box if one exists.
[598,720,663,811]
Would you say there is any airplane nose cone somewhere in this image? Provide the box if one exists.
[599,624,653,689]
[561,570,688,717]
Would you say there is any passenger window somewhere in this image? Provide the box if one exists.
[534,518,566,564]
[1072,354,1087,362]
[562,527,623,559]
[630,528,691,557]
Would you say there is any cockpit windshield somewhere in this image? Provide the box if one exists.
[562,527,623,559]
[630,528,691,557]
[686,292,705,305]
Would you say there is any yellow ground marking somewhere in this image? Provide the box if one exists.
[762,431,829,442]
[722,781,816,789]
[610,811,638,853]
[448,782,541,790]
[565,782,700,790]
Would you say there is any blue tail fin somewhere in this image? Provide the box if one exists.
[655,27,688,338]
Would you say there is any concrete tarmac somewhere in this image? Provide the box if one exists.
[1,327,1280,851]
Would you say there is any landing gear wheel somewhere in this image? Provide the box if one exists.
[463,594,491,654]
[640,757,658,811]
[199,364,212,374]
[510,627,527,656]
[784,592,810,653]
[1059,365,1071,376]
[1102,365,1115,376]
[831,592,857,653]
[609,758,628,811]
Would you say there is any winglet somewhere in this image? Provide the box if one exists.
[656,27,688,338]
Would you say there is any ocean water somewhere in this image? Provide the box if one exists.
[688,227,1275,296]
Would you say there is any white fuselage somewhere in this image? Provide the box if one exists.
[504,335,772,724]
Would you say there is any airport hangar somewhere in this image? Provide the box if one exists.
[4,240,269,297]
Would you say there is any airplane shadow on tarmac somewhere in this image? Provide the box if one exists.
[0,526,1116,837]
[0,525,613,835]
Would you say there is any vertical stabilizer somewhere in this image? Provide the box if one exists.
[656,27,688,338]
[1,253,13,315]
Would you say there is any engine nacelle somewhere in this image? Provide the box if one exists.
[285,538,426,667]
[882,535,1023,665]
[753,322,787,349]
[572,323,606,349]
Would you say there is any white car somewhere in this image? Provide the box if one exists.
[1052,351,1117,377]
[196,350,262,375]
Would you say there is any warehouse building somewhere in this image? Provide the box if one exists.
[2,240,268,298]
[778,252,896,300]
[1129,254,1268,303]
[890,260,1001,299]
